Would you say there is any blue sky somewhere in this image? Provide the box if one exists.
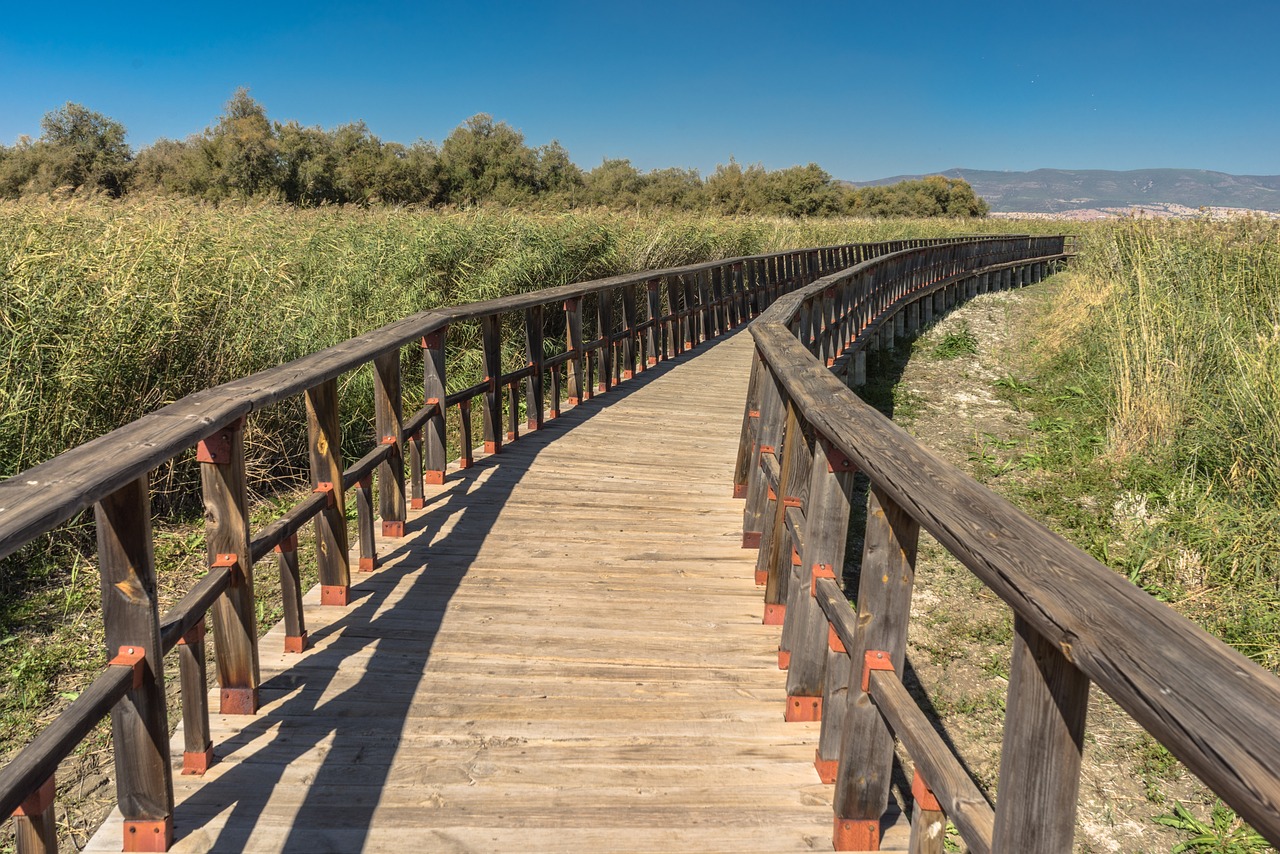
[2,0,1277,180]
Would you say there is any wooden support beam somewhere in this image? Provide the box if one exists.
[307,379,350,608]
[619,286,638,378]
[199,419,259,715]
[421,328,447,487]
[177,621,213,774]
[644,281,661,367]
[96,475,174,851]
[481,313,502,454]
[596,290,614,393]
[564,298,585,403]
[524,306,546,428]
[276,535,306,652]
[833,486,920,850]
[991,616,1090,850]
[356,475,376,572]
[373,351,405,537]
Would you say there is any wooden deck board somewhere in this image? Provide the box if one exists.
[87,331,908,853]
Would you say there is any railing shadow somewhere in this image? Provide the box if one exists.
[169,333,738,852]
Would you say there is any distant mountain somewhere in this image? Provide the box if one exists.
[849,168,1280,213]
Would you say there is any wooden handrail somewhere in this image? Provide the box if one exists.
[738,238,1280,849]
[0,234,1016,852]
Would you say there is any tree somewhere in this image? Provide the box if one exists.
[439,114,540,205]
[30,102,133,195]
[584,158,644,208]
[202,88,281,199]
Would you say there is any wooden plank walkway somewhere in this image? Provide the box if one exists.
[87,330,908,853]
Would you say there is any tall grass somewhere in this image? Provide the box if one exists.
[1039,216,1280,667]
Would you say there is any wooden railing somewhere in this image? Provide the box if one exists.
[0,234,1017,853]
[735,238,1280,851]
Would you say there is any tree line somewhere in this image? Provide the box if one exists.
[0,90,989,218]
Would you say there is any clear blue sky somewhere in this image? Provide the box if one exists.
[2,0,1277,180]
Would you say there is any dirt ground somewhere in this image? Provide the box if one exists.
[885,284,1228,852]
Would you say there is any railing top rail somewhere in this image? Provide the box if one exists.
[0,236,1000,562]
[747,239,1280,836]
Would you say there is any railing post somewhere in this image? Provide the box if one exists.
[680,275,696,349]
[596,289,614,393]
[564,298,585,404]
[199,418,260,713]
[742,362,784,549]
[524,306,546,428]
[96,475,174,852]
[307,379,350,607]
[374,351,405,538]
[644,280,662,366]
[733,351,764,499]
[177,620,213,773]
[833,485,920,851]
[757,400,807,626]
[276,534,306,652]
[421,327,447,489]
[12,776,56,854]
[781,438,856,722]
[908,771,946,854]
[481,313,503,454]
[618,287,638,378]
[990,616,1091,850]
[356,475,376,571]
[665,276,683,356]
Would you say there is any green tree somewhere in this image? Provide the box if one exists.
[24,103,133,196]
[202,88,281,199]
[584,158,644,208]
[439,114,540,205]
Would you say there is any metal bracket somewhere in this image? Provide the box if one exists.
[861,649,894,693]
[823,441,856,474]
[13,775,54,817]
[211,552,243,585]
[195,417,244,465]
[109,645,146,689]
[911,769,942,813]
[314,481,336,507]
[811,563,835,596]
[421,328,447,350]
[828,623,846,654]
[177,621,205,647]
[274,533,298,553]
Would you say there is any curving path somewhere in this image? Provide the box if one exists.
[86,329,909,853]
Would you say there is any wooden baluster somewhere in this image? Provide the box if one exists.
[564,298,585,403]
[990,616,1090,850]
[833,486,920,851]
[742,363,784,550]
[524,305,546,428]
[757,400,806,626]
[620,285,638,378]
[96,475,174,851]
[199,418,260,713]
[177,620,214,774]
[374,351,405,538]
[715,266,730,335]
[817,598,851,784]
[732,351,764,499]
[506,382,520,442]
[657,276,673,359]
[682,275,697,348]
[356,475,376,572]
[276,534,306,652]
[644,280,661,367]
[548,357,562,419]
[422,328,447,487]
[458,400,474,469]
[481,313,502,454]
[909,771,947,854]
[782,439,856,722]
[307,379,350,608]
[695,270,712,341]
[12,776,56,854]
[665,276,682,356]
[597,289,613,393]
[408,428,425,510]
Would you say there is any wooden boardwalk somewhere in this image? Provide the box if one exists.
[86,329,908,853]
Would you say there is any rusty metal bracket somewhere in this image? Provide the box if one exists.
[13,774,54,817]
[861,649,894,693]
[911,769,942,813]
[109,645,146,689]
[177,621,205,647]
[828,622,846,654]
[211,552,243,585]
[823,440,856,474]
[314,481,336,507]
[274,533,298,553]
[421,328,447,350]
[195,417,244,465]
[811,563,835,596]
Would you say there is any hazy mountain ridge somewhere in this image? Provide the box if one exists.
[849,168,1280,213]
